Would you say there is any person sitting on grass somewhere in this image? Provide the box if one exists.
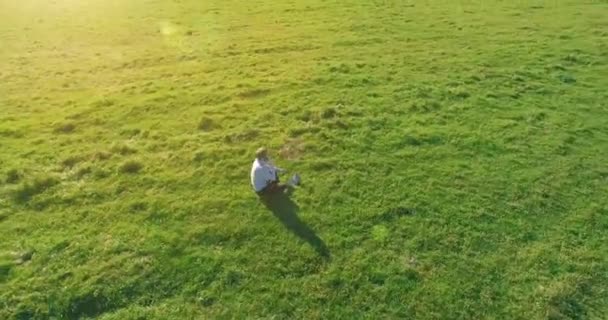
[250,147,299,196]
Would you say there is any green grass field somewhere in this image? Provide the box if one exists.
[1,0,608,319]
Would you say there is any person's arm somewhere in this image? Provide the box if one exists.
[265,167,277,184]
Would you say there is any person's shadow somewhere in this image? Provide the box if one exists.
[261,192,330,258]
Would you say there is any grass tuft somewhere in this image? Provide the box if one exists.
[447,87,471,99]
[110,144,137,155]
[320,107,338,119]
[224,129,259,143]
[0,262,12,282]
[5,169,21,184]
[61,156,82,168]
[12,176,59,203]
[119,160,143,174]
[54,122,76,133]
[92,151,112,161]
[193,151,206,162]
[546,278,591,320]
[198,117,217,131]
[14,250,34,265]
[238,88,270,99]
[559,74,577,84]
[75,166,92,178]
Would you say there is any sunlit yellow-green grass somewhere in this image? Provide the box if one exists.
[1,0,608,319]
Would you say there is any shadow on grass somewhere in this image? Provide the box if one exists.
[261,192,330,258]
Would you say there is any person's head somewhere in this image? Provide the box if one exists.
[255,147,268,161]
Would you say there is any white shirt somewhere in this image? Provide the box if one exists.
[251,158,278,192]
